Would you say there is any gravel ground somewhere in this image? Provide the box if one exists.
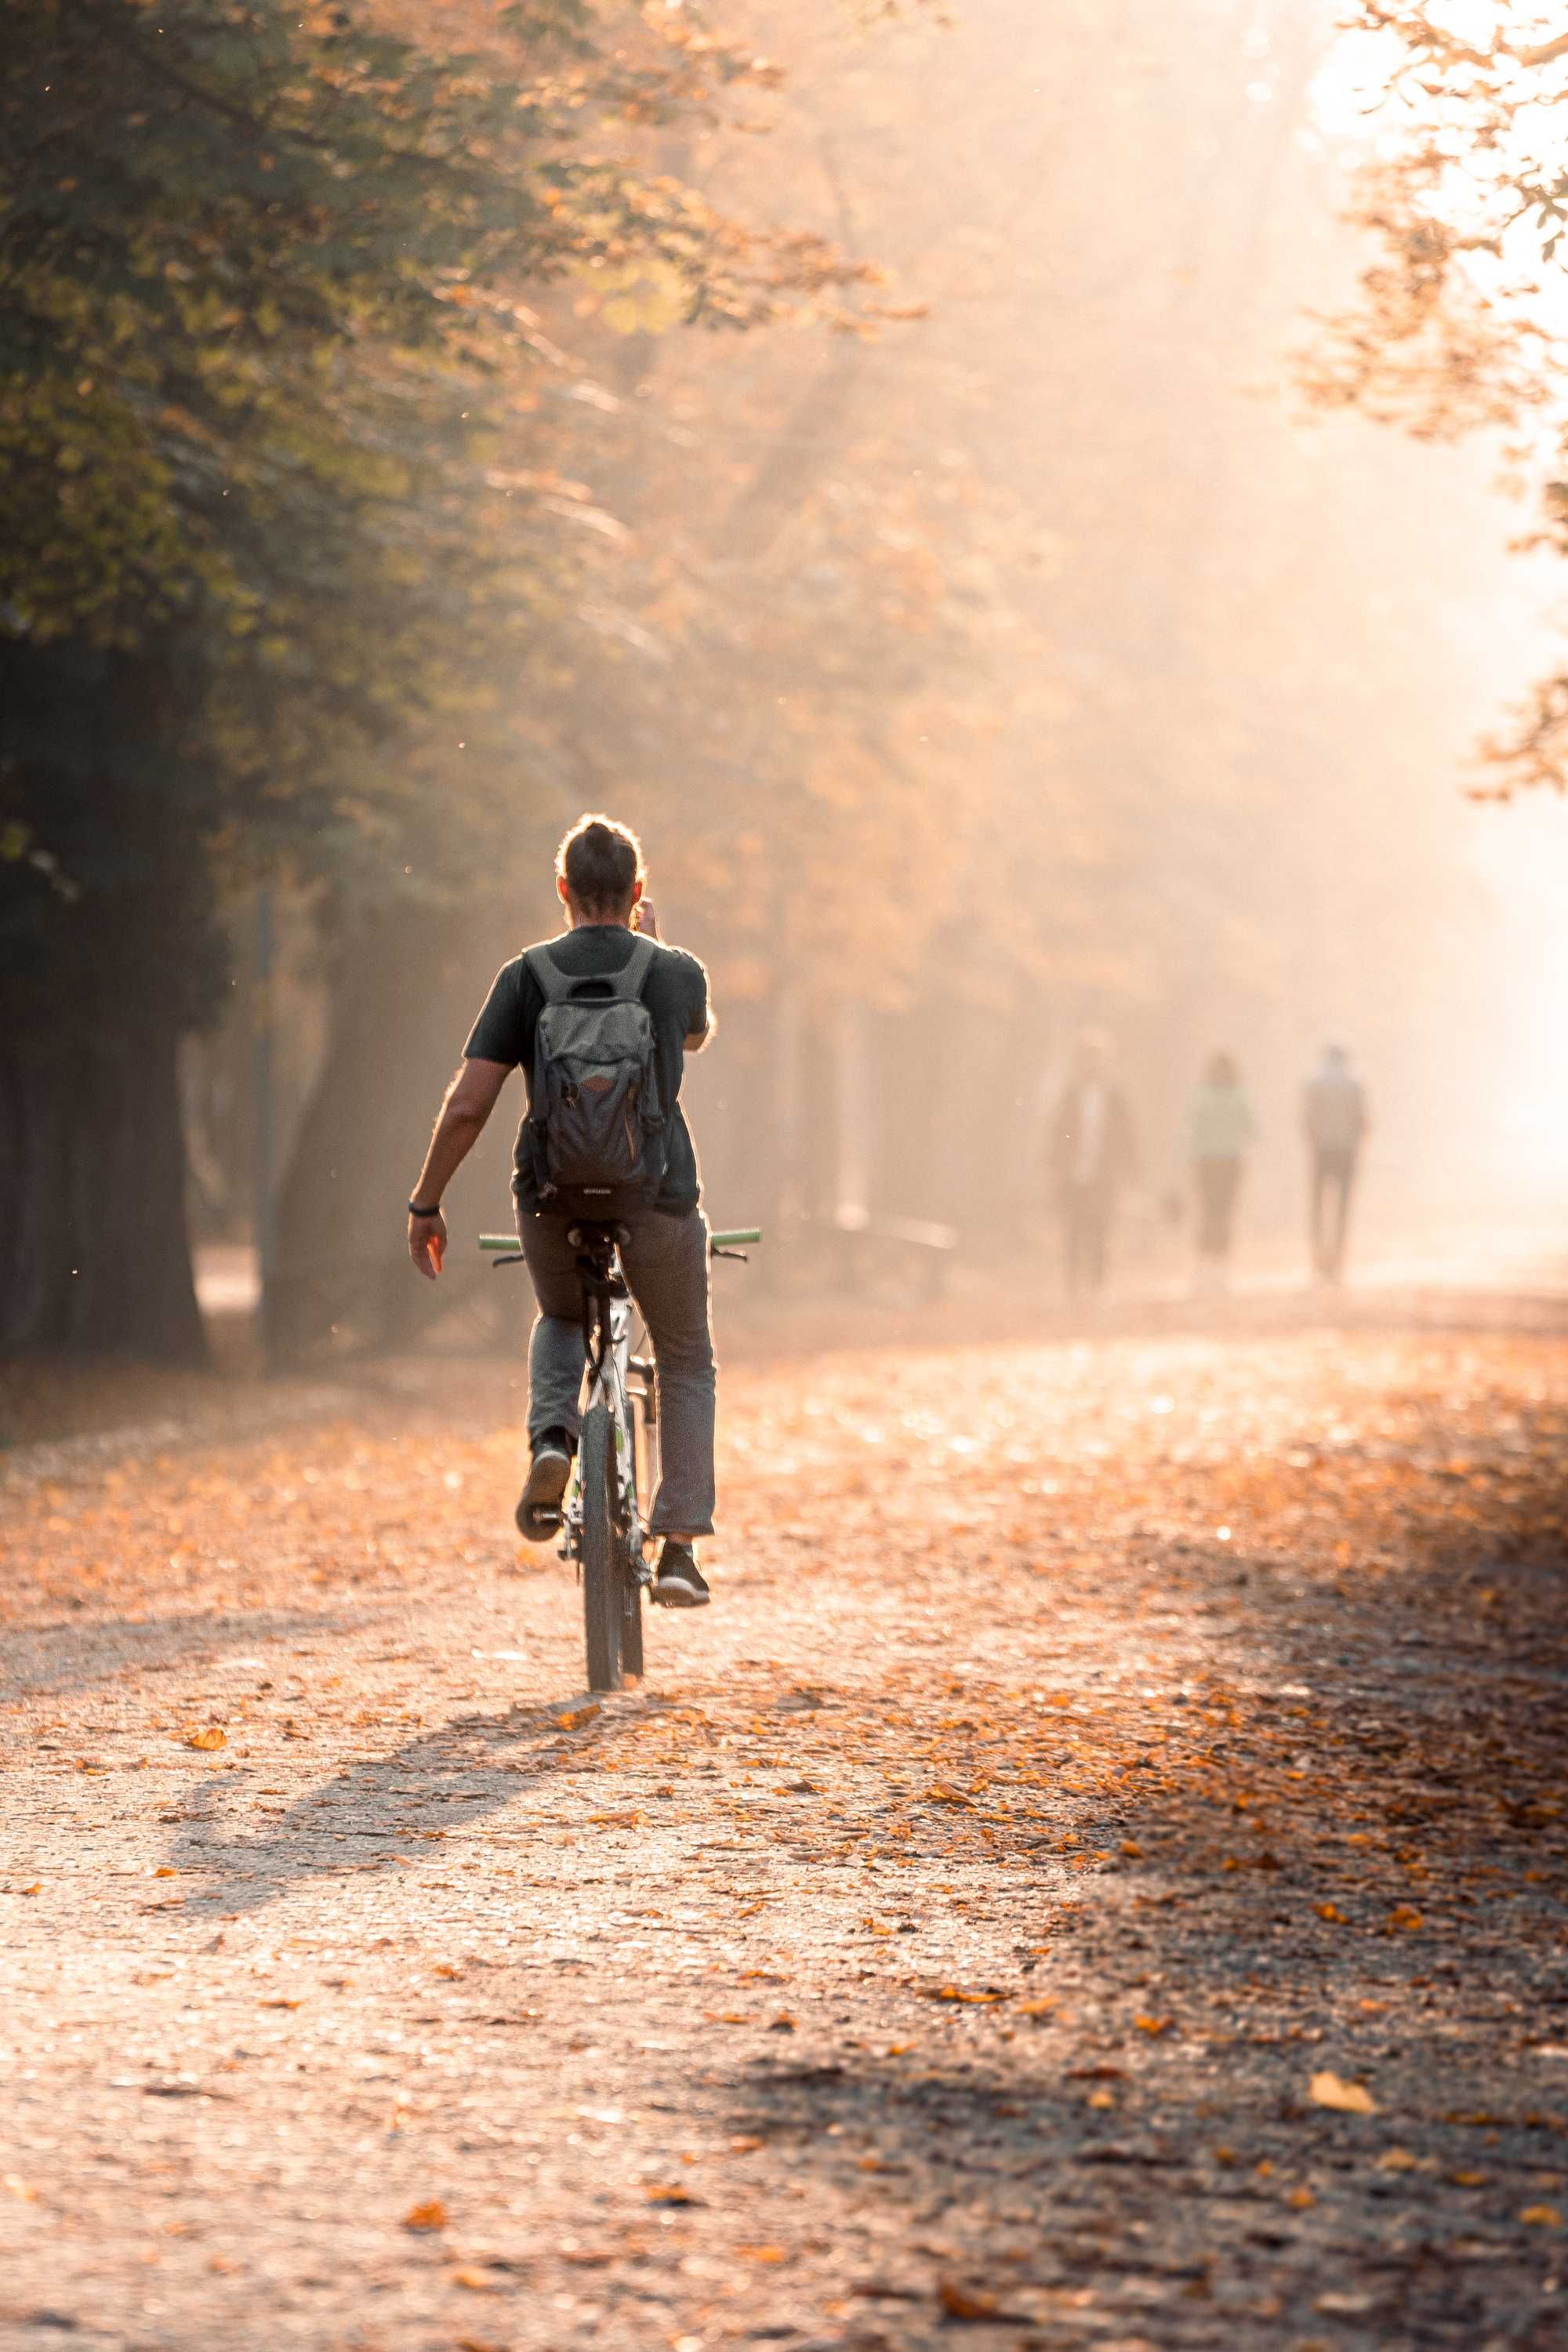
[2,1305,1566,2351]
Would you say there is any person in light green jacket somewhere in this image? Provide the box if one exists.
[1187,1051,1257,1287]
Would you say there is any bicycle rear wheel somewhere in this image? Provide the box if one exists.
[579,1403,622,1692]
[619,1541,644,1682]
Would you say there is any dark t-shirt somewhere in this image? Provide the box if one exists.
[463,926,710,1215]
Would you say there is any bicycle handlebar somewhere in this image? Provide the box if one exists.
[478,1225,762,1254]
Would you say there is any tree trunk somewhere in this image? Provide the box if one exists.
[0,635,217,1365]
[0,1016,205,1363]
[270,902,517,1364]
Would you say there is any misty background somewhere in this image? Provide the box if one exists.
[9,0,1568,1365]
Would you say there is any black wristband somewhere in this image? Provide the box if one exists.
[408,1200,443,1219]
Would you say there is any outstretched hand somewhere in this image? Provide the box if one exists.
[632,897,660,940]
[408,1211,448,1279]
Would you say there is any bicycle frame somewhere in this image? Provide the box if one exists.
[562,1263,658,1590]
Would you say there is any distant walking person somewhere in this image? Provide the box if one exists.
[1048,1030,1138,1299]
[1303,1042,1368,1283]
[1187,1051,1256,1290]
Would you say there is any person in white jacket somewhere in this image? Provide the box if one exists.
[1186,1051,1257,1288]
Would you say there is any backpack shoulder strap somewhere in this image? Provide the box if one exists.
[523,942,576,1005]
[525,932,657,1008]
[608,933,657,1000]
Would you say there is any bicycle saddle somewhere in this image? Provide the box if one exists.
[566,1220,631,1251]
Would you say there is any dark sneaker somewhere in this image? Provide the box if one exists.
[515,1432,572,1542]
[652,1542,710,1608]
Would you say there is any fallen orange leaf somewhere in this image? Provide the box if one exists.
[1522,2204,1563,2227]
[938,2278,999,2320]
[183,1727,226,1751]
[402,2198,448,2232]
[1309,2071,1377,2115]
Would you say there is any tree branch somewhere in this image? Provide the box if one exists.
[1516,32,1568,70]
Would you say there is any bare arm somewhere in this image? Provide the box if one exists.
[406,1058,510,1279]
[633,896,714,1051]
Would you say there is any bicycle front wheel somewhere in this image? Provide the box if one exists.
[620,1393,655,1686]
[579,1403,622,1692]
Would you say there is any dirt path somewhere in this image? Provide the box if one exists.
[3,1312,1567,2350]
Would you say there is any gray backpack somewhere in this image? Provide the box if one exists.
[523,936,666,1214]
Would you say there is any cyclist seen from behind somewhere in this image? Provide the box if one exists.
[405,814,717,1607]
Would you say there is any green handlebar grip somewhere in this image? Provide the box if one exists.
[478,1234,518,1250]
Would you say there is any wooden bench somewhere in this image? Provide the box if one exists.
[832,1205,960,1302]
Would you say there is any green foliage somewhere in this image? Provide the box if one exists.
[0,0,868,890]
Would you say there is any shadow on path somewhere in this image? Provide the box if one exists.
[165,1690,640,1918]
[0,1608,353,1704]
[711,1471,1568,2349]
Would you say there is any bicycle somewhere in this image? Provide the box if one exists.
[479,1221,760,1691]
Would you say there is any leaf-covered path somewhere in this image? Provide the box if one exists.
[3,1307,1567,2350]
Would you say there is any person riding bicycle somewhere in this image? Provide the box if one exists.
[405,814,717,1607]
